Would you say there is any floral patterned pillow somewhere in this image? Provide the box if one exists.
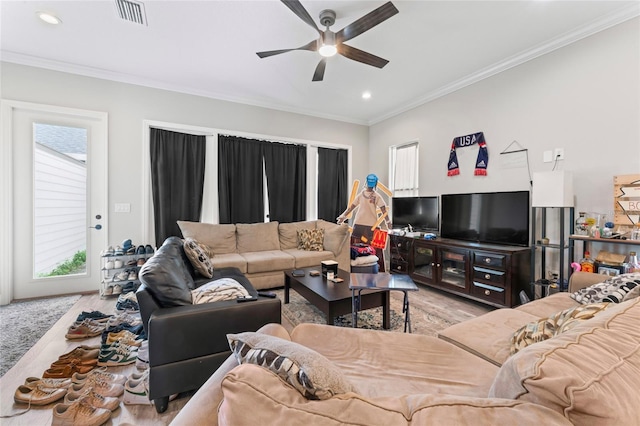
[297,228,324,251]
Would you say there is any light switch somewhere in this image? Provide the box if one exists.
[114,203,131,213]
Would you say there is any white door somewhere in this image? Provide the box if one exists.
[3,101,108,301]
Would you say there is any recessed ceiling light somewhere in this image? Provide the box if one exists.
[362,92,372,100]
[36,11,62,25]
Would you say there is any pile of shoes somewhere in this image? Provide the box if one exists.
[101,240,155,296]
[14,368,127,425]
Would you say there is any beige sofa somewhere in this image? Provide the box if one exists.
[171,272,640,425]
[177,219,351,290]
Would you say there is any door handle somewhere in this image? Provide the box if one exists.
[90,224,102,230]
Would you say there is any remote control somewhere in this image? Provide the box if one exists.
[236,296,258,303]
[292,269,305,277]
[258,291,277,298]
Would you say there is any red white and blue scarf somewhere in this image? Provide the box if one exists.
[447,132,488,176]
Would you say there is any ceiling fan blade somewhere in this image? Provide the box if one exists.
[312,58,327,81]
[336,2,399,44]
[281,0,320,33]
[257,39,317,58]
[338,44,389,68]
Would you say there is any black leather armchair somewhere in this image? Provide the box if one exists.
[137,237,281,413]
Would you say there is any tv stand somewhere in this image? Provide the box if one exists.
[389,235,530,308]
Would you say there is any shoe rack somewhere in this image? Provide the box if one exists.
[100,246,155,297]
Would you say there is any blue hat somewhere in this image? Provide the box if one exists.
[366,174,378,188]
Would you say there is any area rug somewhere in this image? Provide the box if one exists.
[274,289,456,335]
[0,295,81,377]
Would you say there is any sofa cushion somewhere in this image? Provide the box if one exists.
[316,220,350,257]
[177,221,237,254]
[510,302,612,355]
[242,250,295,274]
[297,228,324,251]
[227,332,355,400]
[516,292,579,317]
[138,237,194,307]
[490,297,640,425]
[438,308,540,367]
[279,221,317,250]
[236,222,280,253]
[570,272,640,304]
[183,238,214,278]
[209,253,247,273]
[284,249,334,269]
[219,364,571,426]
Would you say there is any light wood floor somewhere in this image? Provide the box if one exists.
[0,285,491,425]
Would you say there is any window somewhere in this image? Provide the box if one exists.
[390,142,419,197]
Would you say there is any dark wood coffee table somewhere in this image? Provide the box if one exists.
[285,267,390,329]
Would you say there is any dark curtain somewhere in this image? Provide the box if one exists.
[263,142,307,223]
[218,135,264,224]
[317,147,348,222]
[150,128,206,244]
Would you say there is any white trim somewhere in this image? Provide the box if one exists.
[141,120,352,244]
[0,100,108,304]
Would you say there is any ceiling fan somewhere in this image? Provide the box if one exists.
[257,1,399,82]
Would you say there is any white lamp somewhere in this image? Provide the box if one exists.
[532,171,574,207]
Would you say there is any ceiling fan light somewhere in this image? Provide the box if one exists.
[319,30,337,57]
[319,44,337,57]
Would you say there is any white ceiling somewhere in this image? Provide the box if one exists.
[1,1,638,125]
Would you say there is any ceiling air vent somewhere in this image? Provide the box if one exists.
[115,0,147,26]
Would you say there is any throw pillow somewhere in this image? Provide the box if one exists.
[183,238,214,278]
[191,278,249,304]
[227,332,355,400]
[570,273,640,304]
[623,284,640,302]
[297,228,324,251]
[510,302,612,355]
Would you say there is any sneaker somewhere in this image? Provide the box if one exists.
[145,244,154,255]
[51,357,98,369]
[135,342,149,371]
[136,258,146,266]
[106,330,143,346]
[43,361,95,379]
[126,258,137,266]
[127,269,138,280]
[113,271,128,282]
[102,285,113,296]
[75,311,112,323]
[65,319,105,340]
[120,281,136,294]
[97,343,137,367]
[114,259,123,269]
[104,261,114,270]
[64,388,120,411]
[24,377,72,390]
[115,299,139,313]
[112,284,122,295]
[123,375,152,406]
[58,346,101,362]
[102,246,114,257]
[70,379,125,398]
[14,384,67,405]
[52,398,112,426]
[105,312,142,328]
[72,368,127,386]
[125,246,136,255]
[136,245,146,256]
[113,245,124,256]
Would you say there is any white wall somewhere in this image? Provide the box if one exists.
[369,17,640,215]
[369,17,639,272]
[1,63,369,247]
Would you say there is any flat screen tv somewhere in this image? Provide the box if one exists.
[391,196,439,232]
[440,191,530,246]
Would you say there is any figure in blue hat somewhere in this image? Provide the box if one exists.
[337,173,392,243]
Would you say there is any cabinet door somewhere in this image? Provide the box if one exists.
[439,247,470,292]
[411,242,436,284]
